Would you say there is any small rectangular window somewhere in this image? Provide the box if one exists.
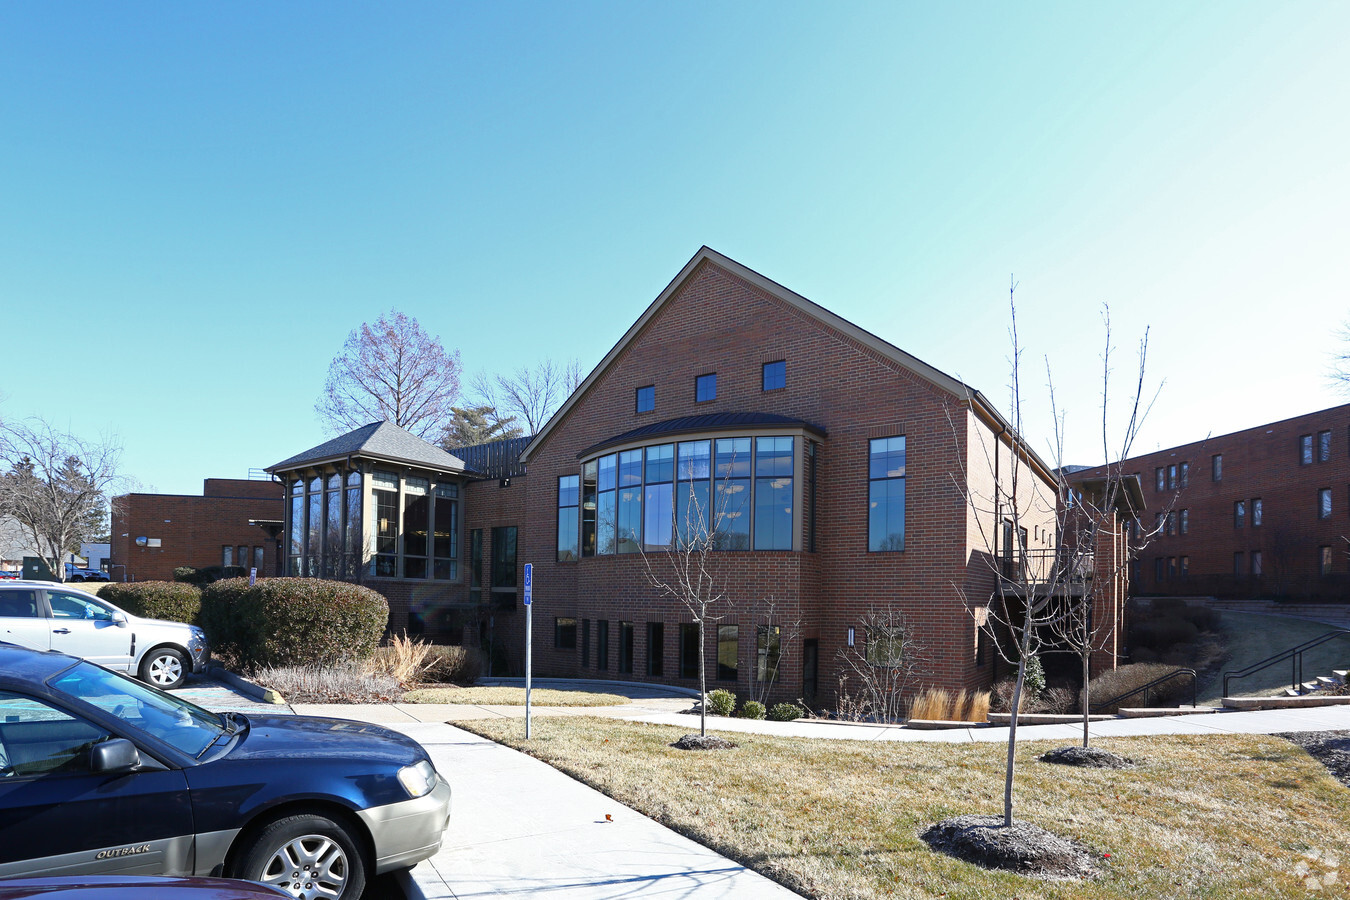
[1320,488,1332,519]
[1234,551,1244,576]
[618,621,634,674]
[762,360,785,391]
[1212,454,1223,481]
[1180,509,1189,534]
[716,624,738,681]
[756,625,781,682]
[1321,546,1334,576]
[1167,557,1176,578]
[1302,434,1314,465]
[1168,464,1177,490]
[1234,500,1245,529]
[1252,498,1262,527]
[597,620,609,671]
[635,385,655,413]
[1166,512,1175,535]
[222,545,234,567]
[1180,462,1189,488]
[1155,557,1164,581]
[647,622,664,676]
[1155,468,1166,492]
[1252,551,1262,576]
[581,619,590,666]
[695,373,717,403]
[678,623,699,678]
[1180,555,1189,577]
[554,617,577,650]
[1320,430,1332,462]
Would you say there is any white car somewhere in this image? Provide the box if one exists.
[0,581,207,689]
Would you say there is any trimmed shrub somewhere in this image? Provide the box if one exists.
[739,700,767,720]
[1022,653,1046,701]
[422,645,483,685]
[201,577,388,670]
[768,702,804,721]
[101,581,201,625]
[175,565,248,586]
[706,688,736,716]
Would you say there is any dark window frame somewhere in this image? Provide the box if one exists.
[695,373,717,403]
[635,385,655,414]
[554,617,577,650]
[762,360,786,392]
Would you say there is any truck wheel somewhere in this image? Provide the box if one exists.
[140,647,188,690]
[232,813,367,900]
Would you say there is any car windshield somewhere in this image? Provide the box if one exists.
[49,662,226,758]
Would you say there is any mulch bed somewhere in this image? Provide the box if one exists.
[921,814,1099,880]
[672,733,738,751]
[1039,746,1136,769]
[1280,731,1350,787]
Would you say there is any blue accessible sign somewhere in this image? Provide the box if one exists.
[523,563,532,606]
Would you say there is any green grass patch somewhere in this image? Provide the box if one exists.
[403,686,630,706]
[455,716,1350,899]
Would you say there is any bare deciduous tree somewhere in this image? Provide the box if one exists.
[315,311,462,439]
[834,607,930,724]
[0,418,122,581]
[471,357,583,436]
[746,595,803,708]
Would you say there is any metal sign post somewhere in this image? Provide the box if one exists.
[523,563,533,739]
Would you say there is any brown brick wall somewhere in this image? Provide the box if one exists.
[1080,403,1350,601]
[110,479,284,582]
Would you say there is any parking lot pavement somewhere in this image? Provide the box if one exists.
[384,722,803,900]
[170,674,296,714]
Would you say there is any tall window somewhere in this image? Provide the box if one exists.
[306,476,322,577]
[1155,468,1165,492]
[1234,500,1245,529]
[618,621,634,674]
[643,445,674,551]
[1301,434,1314,465]
[597,620,609,671]
[617,450,643,554]
[1320,488,1333,519]
[1252,551,1262,576]
[695,373,717,402]
[676,440,711,546]
[1252,498,1262,527]
[647,622,664,676]
[402,477,429,579]
[1180,462,1189,488]
[581,460,598,557]
[1212,454,1223,481]
[717,625,739,681]
[635,385,655,413]
[1180,509,1189,534]
[324,473,341,578]
[433,483,459,579]
[289,479,304,575]
[1180,555,1189,577]
[762,360,785,391]
[1165,512,1175,535]
[491,526,517,607]
[1168,464,1177,490]
[713,438,751,550]
[596,455,617,555]
[222,545,234,567]
[868,437,906,552]
[1234,552,1244,576]
[344,471,361,579]
[1320,546,1334,576]
[253,546,264,571]
[753,437,794,550]
[1320,430,1332,462]
[469,530,483,608]
[756,625,781,682]
[372,471,399,577]
[557,475,580,561]
[678,623,699,678]
[581,619,590,666]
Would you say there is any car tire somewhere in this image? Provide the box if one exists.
[70,575,85,583]
[139,646,189,690]
[232,813,367,900]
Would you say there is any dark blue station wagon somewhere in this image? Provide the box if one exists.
[0,643,451,900]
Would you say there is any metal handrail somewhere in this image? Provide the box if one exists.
[1091,667,1197,712]
[1222,630,1350,698]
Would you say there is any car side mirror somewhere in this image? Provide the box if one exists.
[111,611,128,627]
[90,738,140,774]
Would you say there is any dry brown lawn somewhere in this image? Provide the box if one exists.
[404,686,630,706]
[455,716,1350,899]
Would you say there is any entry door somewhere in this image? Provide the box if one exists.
[0,691,194,877]
[44,590,135,672]
[0,589,50,652]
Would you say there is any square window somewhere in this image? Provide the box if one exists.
[695,373,717,403]
[554,617,577,650]
[762,360,786,391]
[635,385,655,414]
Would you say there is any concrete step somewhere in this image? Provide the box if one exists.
[1286,687,1304,697]
[904,718,988,730]
[986,712,1114,725]
[1302,681,1322,693]
[1333,670,1349,684]
[1316,676,1339,689]
[1117,706,1221,718]
[1224,695,1350,711]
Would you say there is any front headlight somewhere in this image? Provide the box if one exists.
[397,759,438,798]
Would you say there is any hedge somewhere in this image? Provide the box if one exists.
[201,577,389,669]
[101,581,202,625]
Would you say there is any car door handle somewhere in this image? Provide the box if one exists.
[53,628,70,634]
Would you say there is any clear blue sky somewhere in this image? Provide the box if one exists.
[2,2,1347,494]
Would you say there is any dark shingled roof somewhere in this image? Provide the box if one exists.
[578,412,826,459]
[268,421,466,474]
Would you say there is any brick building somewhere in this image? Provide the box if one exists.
[1084,402,1350,602]
[109,479,284,582]
[269,247,1132,706]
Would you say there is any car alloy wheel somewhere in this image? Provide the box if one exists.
[235,814,366,900]
[141,647,188,690]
